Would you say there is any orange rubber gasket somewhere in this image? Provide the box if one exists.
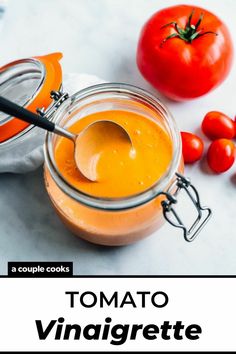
[0,52,63,143]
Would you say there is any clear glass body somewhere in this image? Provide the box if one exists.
[0,58,45,125]
[0,58,46,173]
[44,83,182,246]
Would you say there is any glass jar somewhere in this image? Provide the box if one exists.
[44,83,211,246]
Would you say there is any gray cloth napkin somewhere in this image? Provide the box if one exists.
[0,73,104,173]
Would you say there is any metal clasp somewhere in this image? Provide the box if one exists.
[36,90,69,120]
[161,173,212,242]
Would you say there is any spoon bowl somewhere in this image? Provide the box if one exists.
[74,120,133,181]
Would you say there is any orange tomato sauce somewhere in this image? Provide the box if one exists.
[54,110,173,198]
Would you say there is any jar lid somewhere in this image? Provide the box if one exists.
[0,52,63,143]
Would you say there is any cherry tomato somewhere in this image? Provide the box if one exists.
[207,139,235,173]
[137,5,233,101]
[202,111,235,140]
[181,132,204,164]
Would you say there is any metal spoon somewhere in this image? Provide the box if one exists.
[0,96,133,181]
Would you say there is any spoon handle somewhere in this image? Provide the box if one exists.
[0,96,55,132]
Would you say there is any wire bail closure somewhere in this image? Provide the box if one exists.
[37,90,69,120]
[161,173,212,242]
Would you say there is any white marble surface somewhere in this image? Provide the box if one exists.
[0,0,236,275]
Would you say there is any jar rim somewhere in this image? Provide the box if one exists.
[44,83,181,211]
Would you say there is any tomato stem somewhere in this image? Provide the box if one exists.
[160,10,218,46]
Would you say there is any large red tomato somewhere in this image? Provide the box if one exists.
[137,5,233,101]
